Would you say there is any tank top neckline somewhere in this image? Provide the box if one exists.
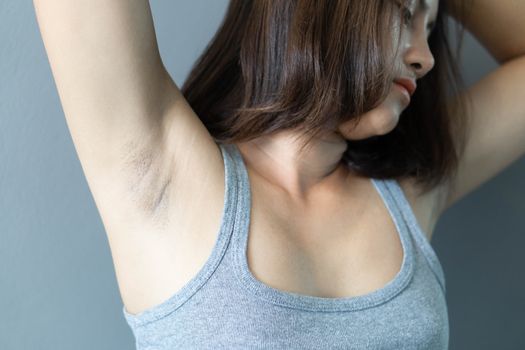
[221,142,416,312]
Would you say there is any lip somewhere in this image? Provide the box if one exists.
[394,82,411,104]
[393,78,417,96]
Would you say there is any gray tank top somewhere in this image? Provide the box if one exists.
[123,142,449,349]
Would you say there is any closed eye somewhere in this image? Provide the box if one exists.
[403,7,414,25]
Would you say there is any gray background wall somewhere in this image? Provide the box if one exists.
[1,1,523,349]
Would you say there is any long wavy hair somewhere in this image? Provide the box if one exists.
[180,0,473,195]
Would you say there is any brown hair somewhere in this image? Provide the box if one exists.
[180,0,472,195]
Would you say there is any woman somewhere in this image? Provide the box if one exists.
[33,0,524,348]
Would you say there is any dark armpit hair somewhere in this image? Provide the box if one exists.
[180,0,473,196]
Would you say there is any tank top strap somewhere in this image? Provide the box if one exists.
[122,142,240,328]
[375,178,446,293]
[221,143,417,312]
[221,142,445,293]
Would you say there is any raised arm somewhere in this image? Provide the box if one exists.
[439,0,525,213]
[33,0,176,185]
[33,0,225,226]
[33,0,228,315]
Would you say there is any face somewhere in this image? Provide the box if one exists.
[336,0,439,141]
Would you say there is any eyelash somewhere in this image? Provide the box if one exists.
[402,7,414,26]
[400,6,436,35]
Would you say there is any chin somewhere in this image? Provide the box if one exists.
[371,105,402,133]
[338,106,400,140]
[379,118,400,135]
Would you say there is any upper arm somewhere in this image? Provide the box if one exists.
[33,0,172,172]
[33,0,223,226]
[441,55,525,213]
[33,1,230,314]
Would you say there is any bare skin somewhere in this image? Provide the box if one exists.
[34,0,443,317]
[35,0,525,318]
[122,0,443,315]
[236,0,439,205]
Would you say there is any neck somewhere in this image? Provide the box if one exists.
[235,130,351,204]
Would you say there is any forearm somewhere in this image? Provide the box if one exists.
[445,0,525,64]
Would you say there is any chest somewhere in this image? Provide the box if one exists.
[243,177,413,298]
[119,174,438,315]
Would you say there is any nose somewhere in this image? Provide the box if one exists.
[403,32,435,79]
